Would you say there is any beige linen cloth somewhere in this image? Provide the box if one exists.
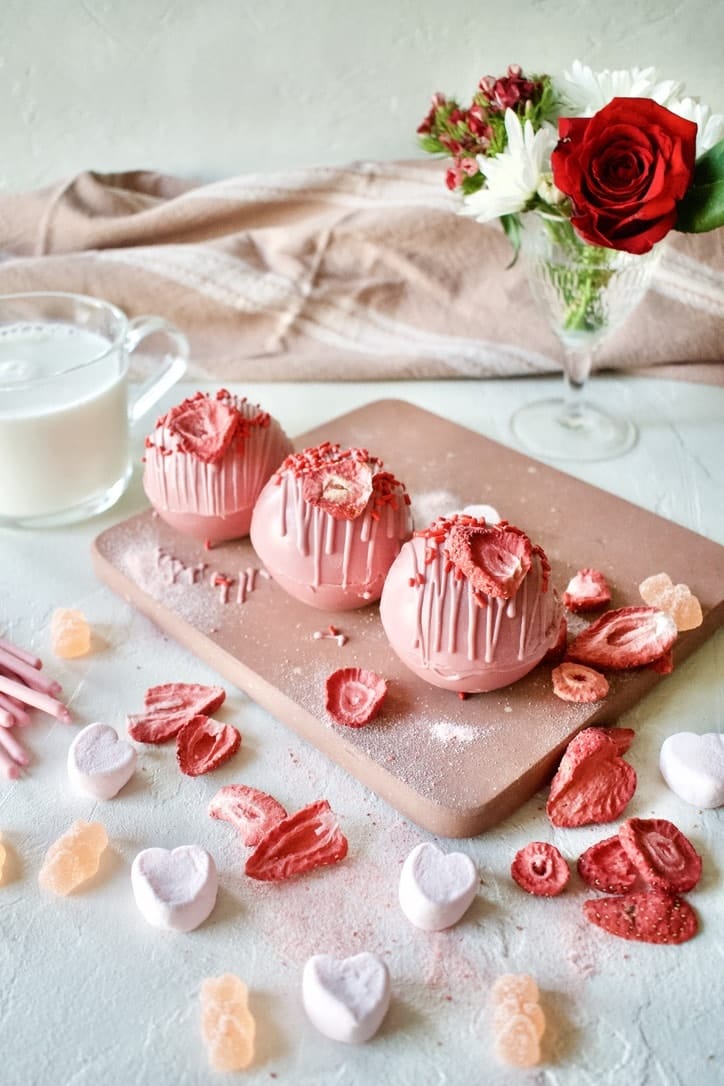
[0,160,722,383]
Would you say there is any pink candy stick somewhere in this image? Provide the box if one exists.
[0,708,14,728]
[0,693,31,727]
[0,650,62,696]
[0,727,29,766]
[0,635,42,671]
[0,674,71,722]
[0,746,21,779]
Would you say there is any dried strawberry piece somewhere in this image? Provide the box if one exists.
[583,891,698,944]
[649,648,674,675]
[511,841,570,896]
[325,668,387,728]
[302,457,374,520]
[552,662,609,703]
[128,683,227,743]
[567,606,677,670]
[244,799,348,881]
[546,727,637,828]
[176,715,241,776]
[562,568,611,612]
[618,818,702,894]
[607,727,635,756]
[208,784,288,847]
[577,835,640,894]
[166,395,239,463]
[542,616,568,665]
[445,522,533,600]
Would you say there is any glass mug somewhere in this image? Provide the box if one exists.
[0,291,188,527]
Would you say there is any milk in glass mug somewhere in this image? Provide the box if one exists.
[0,292,188,527]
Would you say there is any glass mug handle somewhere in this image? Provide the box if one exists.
[124,316,189,424]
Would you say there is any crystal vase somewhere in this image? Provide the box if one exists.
[510,213,662,461]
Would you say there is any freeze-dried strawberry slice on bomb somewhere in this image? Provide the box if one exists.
[209,785,288,847]
[618,817,703,894]
[165,394,240,463]
[567,606,677,670]
[176,715,241,776]
[245,800,348,881]
[577,835,641,894]
[511,841,570,896]
[302,457,374,520]
[445,522,533,601]
[552,662,609,703]
[562,568,611,612]
[583,891,698,945]
[546,727,637,828]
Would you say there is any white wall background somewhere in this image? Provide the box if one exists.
[0,0,721,192]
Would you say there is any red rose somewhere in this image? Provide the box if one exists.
[551,97,697,254]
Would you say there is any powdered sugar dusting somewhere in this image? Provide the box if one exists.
[429,721,481,745]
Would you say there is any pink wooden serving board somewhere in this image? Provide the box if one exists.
[92,399,724,837]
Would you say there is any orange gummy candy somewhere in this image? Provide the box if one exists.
[51,609,91,659]
[0,836,6,883]
[38,820,108,895]
[490,973,539,1007]
[494,1013,542,1067]
[201,974,256,1071]
[490,973,545,1066]
[639,573,702,632]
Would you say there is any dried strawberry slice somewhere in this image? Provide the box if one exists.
[607,727,636,755]
[562,568,611,612]
[542,616,567,665]
[567,606,677,670]
[577,835,640,894]
[166,395,239,463]
[583,891,698,944]
[208,784,288,847]
[244,799,348,881]
[618,818,702,894]
[511,841,570,896]
[128,683,226,743]
[552,662,609,703]
[176,714,241,776]
[445,523,533,600]
[649,648,674,675]
[546,727,637,827]
[302,457,373,520]
[325,668,387,728]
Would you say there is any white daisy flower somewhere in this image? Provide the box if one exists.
[562,60,683,115]
[666,96,724,157]
[460,110,557,223]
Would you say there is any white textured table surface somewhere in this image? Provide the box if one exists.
[1,376,723,1086]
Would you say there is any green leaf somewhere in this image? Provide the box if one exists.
[501,214,522,266]
[676,139,724,233]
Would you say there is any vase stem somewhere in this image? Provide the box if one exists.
[558,347,592,429]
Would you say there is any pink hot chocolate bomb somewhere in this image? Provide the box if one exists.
[250,443,413,611]
[143,390,293,545]
[380,514,562,693]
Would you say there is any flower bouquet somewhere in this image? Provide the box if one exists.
[418,63,724,459]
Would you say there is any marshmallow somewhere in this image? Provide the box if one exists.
[302,952,391,1044]
[660,731,724,809]
[67,722,137,800]
[131,845,218,932]
[399,841,477,931]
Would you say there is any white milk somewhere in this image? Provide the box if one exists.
[0,322,130,519]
